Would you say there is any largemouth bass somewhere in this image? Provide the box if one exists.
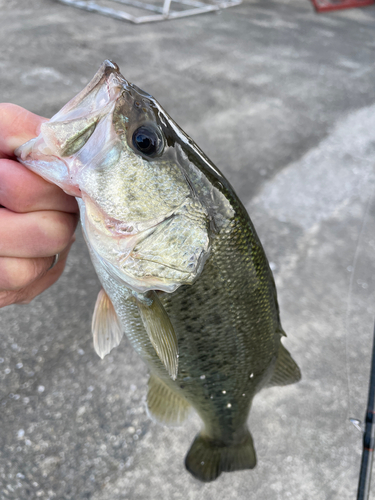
[16,60,301,482]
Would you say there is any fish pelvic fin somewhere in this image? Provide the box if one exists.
[266,342,301,387]
[147,374,190,426]
[92,288,124,359]
[135,291,178,380]
[185,429,256,482]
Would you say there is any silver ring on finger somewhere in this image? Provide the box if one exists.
[48,253,60,271]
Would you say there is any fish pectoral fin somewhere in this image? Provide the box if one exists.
[147,374,190,426]
[135,291,178,380]
[92,288,124,359]
[266,342,301,387]
[185,429,256,482]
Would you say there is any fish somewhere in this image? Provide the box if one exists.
[15,60,301,482]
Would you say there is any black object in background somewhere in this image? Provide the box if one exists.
[357,320,375,500]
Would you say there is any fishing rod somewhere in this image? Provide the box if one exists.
[356,319,375,500]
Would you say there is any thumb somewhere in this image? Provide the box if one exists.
[0,103,48,158]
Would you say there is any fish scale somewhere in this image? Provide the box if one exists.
[161,211,277,400]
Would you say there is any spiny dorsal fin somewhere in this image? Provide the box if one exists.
[135,291,178,380]
[147,374,190,426]
[266,342,301,387]
[92,288,123,359]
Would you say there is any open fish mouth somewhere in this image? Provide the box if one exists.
[15,61,129,197]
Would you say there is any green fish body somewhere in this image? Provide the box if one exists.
[16,61,301,482]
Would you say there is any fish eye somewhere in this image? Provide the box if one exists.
[132,125,162,157]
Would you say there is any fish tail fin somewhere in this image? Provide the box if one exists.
[184,429,256,482]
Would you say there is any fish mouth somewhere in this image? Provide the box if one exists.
[15,61,128,197]
[15,60,158,198]
[51,60,127,122]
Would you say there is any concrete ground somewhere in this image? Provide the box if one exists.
[1,0,375,498]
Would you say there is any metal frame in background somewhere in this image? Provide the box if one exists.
[56,0,242,24]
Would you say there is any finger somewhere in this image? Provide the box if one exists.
[0,248,71,307]
[0,208,78,258]
[0,256,53,292]
[0,237,74,292]
[0,103,47,159]
[0,158,78,213]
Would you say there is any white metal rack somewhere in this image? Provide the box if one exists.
[56,0,242,24]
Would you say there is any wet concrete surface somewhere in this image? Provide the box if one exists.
[1,0,375,498]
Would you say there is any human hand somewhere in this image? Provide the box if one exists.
[0,103,79,307]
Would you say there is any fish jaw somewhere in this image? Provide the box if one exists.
[15,60,125,197]
[15,135,81,196]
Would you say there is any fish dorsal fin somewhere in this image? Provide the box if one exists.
[92,288,124,359]
[147,374,190,425]
[266,343,301,387]
[134,291,178,380]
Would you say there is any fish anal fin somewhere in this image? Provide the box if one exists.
[147,374,190,426]
[92,288,123,359]
[135,291,178,380]
[267,343,301,387]
[185,429,256,482]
